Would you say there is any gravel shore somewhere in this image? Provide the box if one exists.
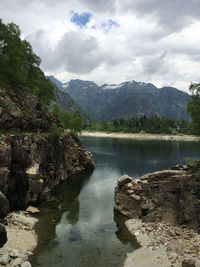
[0,211,38,267]
[124,219,200,267]
[80,131,199,142]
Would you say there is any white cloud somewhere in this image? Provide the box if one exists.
[1,0,200,92]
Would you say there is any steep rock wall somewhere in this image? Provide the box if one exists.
[0,133,94,210]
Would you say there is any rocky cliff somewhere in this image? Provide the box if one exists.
[0,87,60,133]
[0,85,95,219]
[115,163,200,230]
[0,133,94,211]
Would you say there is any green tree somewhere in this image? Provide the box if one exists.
[69,111,83,135]
[187,83,200,135]
[60,109,72,129]
[0,19,55,105]
[52,104,61,118]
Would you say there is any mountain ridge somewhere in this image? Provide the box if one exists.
[49,76,191,122]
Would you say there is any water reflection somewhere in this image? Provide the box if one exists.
[82,137,200,177]
[31,137,200,267]
[114,210,140,248]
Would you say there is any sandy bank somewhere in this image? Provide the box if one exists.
[0,211,38,266]
[80,131,199,141]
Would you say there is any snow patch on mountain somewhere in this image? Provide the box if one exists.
[62,82,69,89]
[103,84,123,90]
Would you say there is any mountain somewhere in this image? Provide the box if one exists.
[50,77,191,121]
[47,76,95,124]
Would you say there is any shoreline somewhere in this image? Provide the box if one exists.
[124,219,200,267]
[80,131,199,141]
[0,211,38,266]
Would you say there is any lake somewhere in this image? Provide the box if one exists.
[30,137,200,267]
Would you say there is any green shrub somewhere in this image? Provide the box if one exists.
[48,124,64,144]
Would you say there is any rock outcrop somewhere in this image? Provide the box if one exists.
[0,87,60,133]
[0,133,94,211]
[115,163,200,230]
[0,84,95,254]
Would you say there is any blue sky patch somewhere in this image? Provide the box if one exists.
[71,11,92,28]
[101,19,119,32]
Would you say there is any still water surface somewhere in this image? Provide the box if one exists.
[31,137,200,267]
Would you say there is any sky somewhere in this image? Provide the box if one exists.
[1,0,200,92]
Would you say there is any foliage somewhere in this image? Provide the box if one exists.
[51,104,83,135]
[184,157,196,167]
[187,83,200,136]
[48,123,64,143]
[60,109,72,129]
[69,110,83,135]
[0,19,55,105]
[85,115,191,135]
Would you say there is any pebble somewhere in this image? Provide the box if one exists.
[0,253,10,265]
[21,261,32,267]
[26,206,40,214]
[8,248,19,258]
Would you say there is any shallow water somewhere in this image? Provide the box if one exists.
[30,137,200,267]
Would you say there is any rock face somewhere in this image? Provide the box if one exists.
[0,87,60,132]
[0,192,9,218]
[115,163,200,230]
[0,133,94,210]
[0,225,7,248]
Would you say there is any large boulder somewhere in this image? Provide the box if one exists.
[117,175,132,186]
[114,165,200,230]
[0,192,9,218]
[0,225,7,248]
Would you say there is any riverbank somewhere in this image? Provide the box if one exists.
[0,211,38,266]
[80,131,199,141]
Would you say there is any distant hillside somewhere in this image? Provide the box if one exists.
[47,76,95,124]
[50,77,191,121]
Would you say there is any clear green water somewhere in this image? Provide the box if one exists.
[30,137,200,267]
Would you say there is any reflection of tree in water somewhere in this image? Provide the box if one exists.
[66,199,79,225]
[55,169,93,225]
[30,170,93,265]
[114,210,140,249]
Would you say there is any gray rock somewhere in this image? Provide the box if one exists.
[10,258,23,266]
[0,225,7,248]
[114,164,200,229]
[0,191,9,218]
[8,248,19,258]
[117,175,132,186]
[21,261,32,267]
[0,253,10,265]
[182,259,196,267]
